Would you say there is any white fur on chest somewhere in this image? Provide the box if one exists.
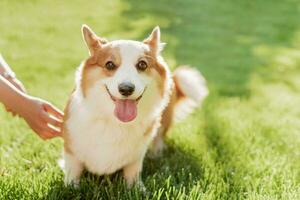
[66,92,154,175]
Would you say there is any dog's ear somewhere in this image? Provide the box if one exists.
[143,26,165,55]
[82,24,107,55]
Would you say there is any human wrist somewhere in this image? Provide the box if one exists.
[1,71,16,80]
[12,92,31,117]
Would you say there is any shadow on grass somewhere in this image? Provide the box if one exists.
[43,145,203,199]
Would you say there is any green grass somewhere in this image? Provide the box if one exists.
[0,0,300,199]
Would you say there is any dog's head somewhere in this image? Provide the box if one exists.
[79,25,170,123]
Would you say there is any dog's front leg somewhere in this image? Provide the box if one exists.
[123,158,144,188]
[63,151,83,186]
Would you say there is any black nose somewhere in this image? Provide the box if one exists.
[118,82,135,96]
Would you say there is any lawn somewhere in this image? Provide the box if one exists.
[0,0,300,199]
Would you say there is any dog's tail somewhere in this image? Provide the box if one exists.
[172,66,208,122]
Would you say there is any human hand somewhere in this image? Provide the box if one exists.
[16,96,64,140]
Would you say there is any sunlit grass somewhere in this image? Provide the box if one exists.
[0,0,300,199]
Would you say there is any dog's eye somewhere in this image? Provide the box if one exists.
[136,60,148,71]
[105,61,116,71]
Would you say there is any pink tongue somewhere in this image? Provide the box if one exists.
[114,99,137,122]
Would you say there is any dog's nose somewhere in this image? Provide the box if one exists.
[118,82,135,97]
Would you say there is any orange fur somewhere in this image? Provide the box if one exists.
[152,67,207,153]
[151,80,176,150]
[62,93,74,154]
[81,46,121,97]
[144,51,167,97]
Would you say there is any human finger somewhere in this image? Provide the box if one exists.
[43,124,62,137]
[43,103,64,119]
[44,114,63,129]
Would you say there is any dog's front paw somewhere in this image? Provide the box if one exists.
[149,139,166,158]
[136,180,146,193]
[134,181,150,197]
[62,152,83,188]
[127,179,147,193]
[64,176,80,188]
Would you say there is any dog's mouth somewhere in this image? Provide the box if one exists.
[105,85,146,123]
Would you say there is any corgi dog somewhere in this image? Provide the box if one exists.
[62,25,208,187]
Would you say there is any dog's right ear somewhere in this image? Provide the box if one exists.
[143,26,165,56]
[82,25,107,55]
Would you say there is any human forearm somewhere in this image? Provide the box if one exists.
[0,75,26,113]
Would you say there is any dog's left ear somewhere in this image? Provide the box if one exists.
[82,24,107,55]
[143,26,165,55]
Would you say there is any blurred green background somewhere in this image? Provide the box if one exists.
[0,0,300,199]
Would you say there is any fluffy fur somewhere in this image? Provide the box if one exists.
[61,25,208,187]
